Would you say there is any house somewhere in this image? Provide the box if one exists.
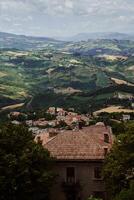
[57,108,67,116]
[9,112,21,119]
[33,118,48,127]
[131,103,134,110]
[68,112,78,116]
[48,120,59,127]
[36,122,114,200]
[11,120,21,125]
[122,114,130,121]
[25,120,33,126]
[47,107,56,115]
[80,115,90,125]
[9,112,27,120]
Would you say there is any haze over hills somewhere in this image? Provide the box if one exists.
[0,32,134,50]
[0,32,57,42]
[0,32,62,50]
[58,32,134,42]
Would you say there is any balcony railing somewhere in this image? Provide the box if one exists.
[62,179,81,190]
[66,177,76,184]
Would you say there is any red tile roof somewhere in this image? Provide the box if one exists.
[42,124,114,161]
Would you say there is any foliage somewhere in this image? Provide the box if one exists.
[0,124,55,200]
[87,196,102,200]
[103,124,134,199]
[55,120,68,128]
[114,181,134,200]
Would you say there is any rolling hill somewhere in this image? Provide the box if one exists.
[59,32,134,42]
[0,32,63,50]
[0,33,134,112]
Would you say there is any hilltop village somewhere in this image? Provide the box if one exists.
[9,107,92,134]
[9,106,134,133]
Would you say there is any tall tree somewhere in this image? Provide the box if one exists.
[103,125,134,200]
[0,124,55,200]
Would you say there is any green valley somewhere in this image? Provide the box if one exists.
[0,33,134,112]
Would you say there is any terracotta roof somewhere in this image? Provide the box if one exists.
[35,129,59,145]
[43,124,114,161]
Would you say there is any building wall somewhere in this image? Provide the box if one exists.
[50,161,106,200]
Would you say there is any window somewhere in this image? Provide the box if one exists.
[36,136,42,144]
[66,167,75,183]
[104,148,108,156]
[94,167,102,179]
[104,133,109,143]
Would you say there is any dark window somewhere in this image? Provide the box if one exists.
[104,148,108,156]
[94,167,102,179]
[66,167,75,183]
[104,134,109,143]
[36,136,42,144]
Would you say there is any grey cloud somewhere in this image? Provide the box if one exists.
[0,0,134,36]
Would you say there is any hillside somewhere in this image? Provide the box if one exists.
[0,32,63,50]
[60,32,134,42]
[0,35,134,111]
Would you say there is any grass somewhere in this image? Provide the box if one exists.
[96,71,111,87]
[94,106,134,114]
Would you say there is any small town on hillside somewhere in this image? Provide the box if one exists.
[9,106,134,133]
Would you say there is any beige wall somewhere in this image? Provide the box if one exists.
[50,161,106,200]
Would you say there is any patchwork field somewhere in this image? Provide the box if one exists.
[1,103,25,111]
[94,106,134,114]
[0,38,134,111]
[111,78,134,86]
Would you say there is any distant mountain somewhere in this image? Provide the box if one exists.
[0,32,57,41]
[1,32,134,50]
[60,32,134,42]
[0,32,61,50]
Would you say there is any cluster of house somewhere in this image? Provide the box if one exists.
[35,122,114,200]
[9,107,91,134]
[9,107,133,134]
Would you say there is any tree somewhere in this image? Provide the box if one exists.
[114,181,134,200]
[87,196,102,200]
[103,125,134,200]
[0,124,55,200]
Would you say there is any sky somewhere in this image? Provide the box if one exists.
[0,0,134,37]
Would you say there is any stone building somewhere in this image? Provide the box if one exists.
[36,123,114,200]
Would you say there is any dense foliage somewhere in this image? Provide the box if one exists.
[87,196,102,200]
[0,124,55,200]
[103,123,134,200]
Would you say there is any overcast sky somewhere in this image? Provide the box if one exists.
[0,0,134,37]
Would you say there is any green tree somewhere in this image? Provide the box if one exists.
[103,125,134,199]
[114,181,134,200]
[87,196,102,200]
[0,124,55,200]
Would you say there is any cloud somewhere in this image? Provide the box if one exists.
[0,0,134,17]
[0,0,134,36]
